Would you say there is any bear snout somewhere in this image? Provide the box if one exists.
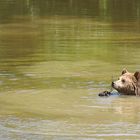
[112,81,115,87]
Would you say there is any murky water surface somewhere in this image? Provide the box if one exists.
[0,0,140,139]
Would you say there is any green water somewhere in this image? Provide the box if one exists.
[0,0,140,139]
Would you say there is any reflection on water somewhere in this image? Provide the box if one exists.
[0,0,140,139]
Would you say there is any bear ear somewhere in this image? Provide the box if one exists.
[121,68,128,75]
[134,71,140,81]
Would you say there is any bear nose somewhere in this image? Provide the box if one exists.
[112,82,115,87]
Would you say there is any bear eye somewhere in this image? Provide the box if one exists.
[122,79,125,83]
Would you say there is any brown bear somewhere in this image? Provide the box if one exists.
[112,69,140,95]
